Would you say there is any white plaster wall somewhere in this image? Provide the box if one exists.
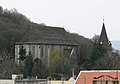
[0,80,14,84]
[47,81,74,84]
[35,45,38,59]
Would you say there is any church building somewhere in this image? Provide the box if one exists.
[15,25,77,66]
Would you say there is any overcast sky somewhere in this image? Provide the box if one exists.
[0,0,120,40]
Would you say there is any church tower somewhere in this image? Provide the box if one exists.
[99,20,112,50]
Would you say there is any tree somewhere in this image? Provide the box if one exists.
[50,48,71,79]
[90,35,106,69]
[0,60,18,79]
[91,35,100,44]
[91,50,120,70]
[91,43,106,61]
[23,52,33,78]
[31,58,48,78]
[19,45,26,61]
[0,6,3,16]
[68,32,94,70]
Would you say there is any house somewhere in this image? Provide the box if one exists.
[15,25,77,66]
[75,70,120,84]
[0,74,47,84]
[0,74,75,84]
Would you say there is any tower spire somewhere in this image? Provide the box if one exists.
[103,17,104,23]
[99,20,108,44]
[99,19,111,48]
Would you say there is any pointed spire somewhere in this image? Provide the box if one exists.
[99,19,112,51]
[99,19,109,45]
[103,17,104,23]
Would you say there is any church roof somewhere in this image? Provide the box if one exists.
[99,22,109,44]
[16,25,77,46]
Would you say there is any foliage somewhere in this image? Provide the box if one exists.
[0,5,120,79]
[31,58,49,78]
[0,6,3,16]
[23,52,33,78]
[0,60,19,79]
[50,48,71,78]
[89,35,120,70]
[68,32,94,70]
[91,43,106,62]
[0,6,30,59]
[19,45,26,61]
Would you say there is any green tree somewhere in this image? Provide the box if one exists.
[0,6,3,16]
[68,32,94,70]
[23,52,33,78]
[50,48,71,78]
[31,58,48,78]
[91,43,106,61]
[19,45,26,61]
[89,35,107,69]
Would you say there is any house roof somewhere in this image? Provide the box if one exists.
[75,70,120,84]
[16,25,77,46]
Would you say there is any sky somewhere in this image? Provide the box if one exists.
[0,0,120,40]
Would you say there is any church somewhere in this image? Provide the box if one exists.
[99,21,112,50]
[15,25,77,66]
[75,21,114,84]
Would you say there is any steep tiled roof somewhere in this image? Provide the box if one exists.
[16,25,77,46]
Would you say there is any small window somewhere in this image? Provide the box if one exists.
[93,80,119,84]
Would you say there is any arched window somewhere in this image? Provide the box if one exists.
[32,45,35,57]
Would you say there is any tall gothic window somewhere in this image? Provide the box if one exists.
[32,45,35,57]
[40,45,44,58]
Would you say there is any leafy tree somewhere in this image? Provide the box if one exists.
[0,60,18,79]
[23,52,33,78]
[19,45,26,61]
[68,32,94,70]
[91,43,106,61]
[31,58,49,78]
[50,48,71,78]
[89,35,106,69]
[0,6,3,16]
[93,53,116,69]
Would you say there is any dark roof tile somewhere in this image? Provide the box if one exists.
[16,25,77,46]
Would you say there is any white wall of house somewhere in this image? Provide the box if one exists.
[0,80,15,84]
[15,80,47,84]
[47,80,74,84]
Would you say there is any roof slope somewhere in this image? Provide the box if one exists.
[75,70,120,84]
[16,25,76,45]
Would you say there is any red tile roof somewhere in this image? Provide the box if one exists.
[75,70,120,84]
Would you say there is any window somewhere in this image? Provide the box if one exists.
[93,80,118,84]
[40,45,45,58]
[32,45,35,57]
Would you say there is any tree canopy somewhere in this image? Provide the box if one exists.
[0,6,120,79]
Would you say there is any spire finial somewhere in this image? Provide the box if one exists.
[103,16,105,23]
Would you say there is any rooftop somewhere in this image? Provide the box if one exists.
[16,25,77,46]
